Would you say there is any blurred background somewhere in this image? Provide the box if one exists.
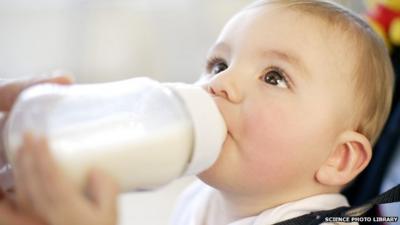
[0,1,385,225]
[0,0,368,83]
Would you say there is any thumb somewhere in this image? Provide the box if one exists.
[86,169,119,213]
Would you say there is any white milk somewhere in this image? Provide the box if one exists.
[49,121,193,192]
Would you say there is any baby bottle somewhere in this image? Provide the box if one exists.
[1,77,226,192]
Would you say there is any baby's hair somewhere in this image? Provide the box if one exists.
[246,0,395,145]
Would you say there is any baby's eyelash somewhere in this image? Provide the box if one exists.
[204,58,294,89]
[206,56,226,73]
[264,66,293,89]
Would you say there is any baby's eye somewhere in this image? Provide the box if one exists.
[207,58,228,75]
[262,69,289,89]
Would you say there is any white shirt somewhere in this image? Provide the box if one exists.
[171,179,358,225]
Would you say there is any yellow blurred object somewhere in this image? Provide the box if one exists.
[385,0,400,10]
[389,18,400,45]
[365,0,400,50]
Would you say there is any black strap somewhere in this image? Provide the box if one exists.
[273,184,400,225]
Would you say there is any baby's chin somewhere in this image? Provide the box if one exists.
[196,161,238,192]
[196,164,226,189]
[197,165,216,183]
[196,133,245,190]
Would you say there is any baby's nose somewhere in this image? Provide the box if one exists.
[205,72,243,103]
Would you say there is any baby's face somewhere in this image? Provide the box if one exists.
[198,5,358,197]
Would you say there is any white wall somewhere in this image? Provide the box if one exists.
[0,0,250,83]
[0,0,364,83]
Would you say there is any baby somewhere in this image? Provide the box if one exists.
[0,0,395,225]
[173,0,394,224]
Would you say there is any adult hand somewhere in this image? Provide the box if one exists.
[0,198,47,225]
[0,74,73,196]
[14,133,119,225]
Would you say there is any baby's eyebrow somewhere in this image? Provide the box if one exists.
[262,49,309,80]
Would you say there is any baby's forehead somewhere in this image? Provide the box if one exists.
[236,4,358,55]
[246,4,359,60]
[245,2,359,34]
[223,4,360,83]
[248,4,347,32]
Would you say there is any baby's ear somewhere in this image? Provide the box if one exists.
[315,131,372,187]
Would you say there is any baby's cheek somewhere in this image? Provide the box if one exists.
[241,104,293,154]
[239,105,309,183]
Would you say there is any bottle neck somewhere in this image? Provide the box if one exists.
[164,82,227,176]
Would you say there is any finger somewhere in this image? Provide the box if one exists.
[31,136,73,197]
[0,200,47,225]
[0,188,14,203]
[86,169,119,215]
[14,134,36,213]
[0,166,15,199]
[24,135,95,225]
[23,134,82,219]
[0,112,8,166]
[0,112,6,136]
[0,111,15,197]
[15,133,64,219]
[0,112,15,198]
[17,134,60,213]
[0,74,74,111]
